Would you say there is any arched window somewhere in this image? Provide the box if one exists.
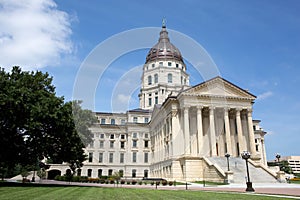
[148,75,152,85]
[154,74,158,83]
[132,169,136,178]
[168,73,172,83]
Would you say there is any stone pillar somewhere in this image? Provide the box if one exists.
[183,107,191,155]
[247,109,256,155]
[224,108,232,155]
[209,107,217,156]
[236,109,245,152]
[197,106,203,155]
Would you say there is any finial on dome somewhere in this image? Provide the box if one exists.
[162,18,166,28]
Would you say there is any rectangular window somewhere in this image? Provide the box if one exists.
[121,134,125,140]
[132,169,136,178]
[101,118,106,124]
[111,119,115,125]
[110,134,114,139]
[132,140,137,148]
[110,141,114,148]
[120,153,124,163]
[159,62,163,66]
[148,98,152,106]
[88,152,93,162]
[145,133,149,138]
[152,63,155,68]
[109,153,113,163]
[132,152,137,163]
[168,62,172,66]
[98,169,102,177]
[133,117,138,123]
[121,119,126,125]
[144,152,148,163]
[99,141,104,148]
[256,144,259,152]
[144,117,149,123]
[133,132,137,138]
[176,64,179,68]
[108,169,113,176]
[87,169,92,177]
[144,140,149,148]
[99,152,103,163]
[155,96,158,104]
[100,134,104,139]
[120,141,125,149]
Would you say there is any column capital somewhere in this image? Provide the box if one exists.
[196,106,203,110]
[247,109,253,116]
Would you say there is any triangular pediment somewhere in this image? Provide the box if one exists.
[181,77,256,100]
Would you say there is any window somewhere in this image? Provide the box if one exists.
[148,98,152,106]
[155,96,158,104]
[98,169,102,177]
[109,153,113,163]
[159,62,163,66]
[144,152,148,163]
[77,169,81,176]
[99,141,104,148]
[144,140,149,148]
[168,73,172,83]
[145,133,149,138]
[100,134,104,139]
[110,141,114,148]
[108,169,113,176]
[144,170,148,178]
[99,153,103,163]
[148,75,152,85]
[110,134,114,139]
[154,74,158,83]
[121,134,125,140]
[132,152,137,163]
[144,117,149,123]
[152,63,155,68]
[120,141,125,149]
[132,133,137,138]
[119,170,124,177]
[111,119,115,125]
[133,117,138,123]
[121,119,126,125]
[132,140,137,148]
[256,145,259,152]
[132,169,136,178]
[168,62,172,66]
[87,169,92,177]
[176,64,179,68]
[120,153,124,163]
[88,152,93,162]
[101,118,106,124]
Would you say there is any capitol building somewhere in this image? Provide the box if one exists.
[49,23,282,183]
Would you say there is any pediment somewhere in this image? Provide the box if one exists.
[182,77,256,100]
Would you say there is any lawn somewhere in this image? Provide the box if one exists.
[0,186,284,200]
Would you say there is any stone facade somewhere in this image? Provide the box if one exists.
[48,23,269,182]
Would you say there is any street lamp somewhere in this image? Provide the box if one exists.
[241,151,255,192]
[276,153,281,170]
[225,153,230,171]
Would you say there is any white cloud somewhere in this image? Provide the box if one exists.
[257,91,273,100]
[0,0,74,70]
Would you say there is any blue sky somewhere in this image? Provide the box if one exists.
[1,0,300,160]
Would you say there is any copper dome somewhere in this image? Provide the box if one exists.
[145,24,183,64]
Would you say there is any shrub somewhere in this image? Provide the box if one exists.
[120,180,125,184]
[131,180,137,185]
[138,181,143,185]
[150,181,154,185]
[143,181,148,185]
[162,180,167,186]
[72,176,80,182]
[80,176,88,183]
[110,180,115,184]
[156,181,160,186]
[126,181,131,185]
[99,179,105,184]
[168,181,173,186]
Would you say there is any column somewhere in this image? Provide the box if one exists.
[183,107,191,155]
[236,109,245,152]
[197,106,203,155]
[209,107,217,156]
[247,109,256,155]
[224,108,232,155]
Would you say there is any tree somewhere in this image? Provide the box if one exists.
[0,66,95,177]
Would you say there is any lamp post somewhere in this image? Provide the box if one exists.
[276,153,281,170]
[225,153,230,171]
[241,151,255,192]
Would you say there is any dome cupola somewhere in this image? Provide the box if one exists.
[145,21,183,64]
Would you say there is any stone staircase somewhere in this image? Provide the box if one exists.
[206,157,278,183]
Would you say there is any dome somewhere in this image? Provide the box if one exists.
[145,24,183,64]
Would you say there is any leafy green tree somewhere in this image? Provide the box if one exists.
[0,66,95,177]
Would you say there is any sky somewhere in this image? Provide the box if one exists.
[0,0,300,160]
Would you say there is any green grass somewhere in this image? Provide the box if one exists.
[290,180,300,184]
[0,186,284,200]
[193,181,228,185]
